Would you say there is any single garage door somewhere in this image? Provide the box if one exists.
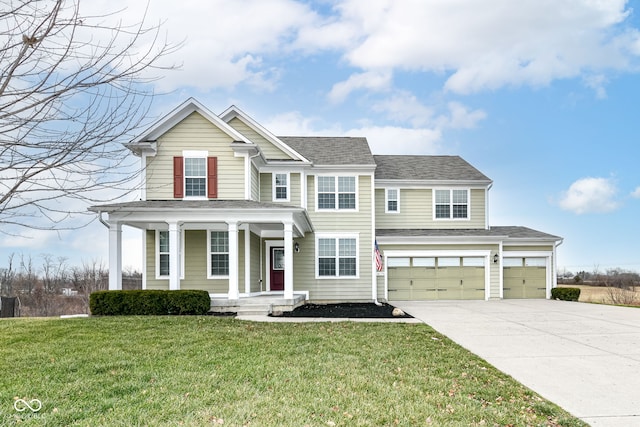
[388,256,485,300]
[503,257,547,299]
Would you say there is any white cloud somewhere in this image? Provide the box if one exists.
[437,102,487,129]
[558,177,620,214]
[347,126,443,155]
[339,0,638,95]
[632,187,640,198]
[328,70,392,103]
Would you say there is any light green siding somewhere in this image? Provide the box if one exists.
[375,188,486,229]
[251,165,260,201]
[227,117,292,160]
[292,175,374,301]
[260,172,301,206]
[145,112,245,200]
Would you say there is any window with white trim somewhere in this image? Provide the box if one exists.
[435,189,469,219]
[317,176,356,210]
[273,173,289,201]
[386,188,399,213]
[155,230,184,279]
[184,157,206,197]
[158,231,170,276]
[209,231,229,276]
[317,236,358,277]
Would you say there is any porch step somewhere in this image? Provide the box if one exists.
[210,294,306,316]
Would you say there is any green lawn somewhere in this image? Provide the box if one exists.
[0,317,585,426]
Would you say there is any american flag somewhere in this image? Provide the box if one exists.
[374,240,383,272]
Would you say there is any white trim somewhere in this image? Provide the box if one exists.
[385,188,400,213]
[207,229,231,280]
[314,174,359,212]
[132,98,250,144]
[265,240,285,292]
[272,172,291,202]
[219,105,310,162]
[371,173,378,302]
[243,224,251,294]
[182,151,208,200]
[315,233,360,279]
[155,229,185,281]
[433,188,471,221]
[383,250,491,301]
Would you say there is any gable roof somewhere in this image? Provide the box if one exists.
[219,106,309,162]
[374,155,491,183]
[131,98,250,144]
[280,137,376,166]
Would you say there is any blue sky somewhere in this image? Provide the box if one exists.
[2,0,640,275]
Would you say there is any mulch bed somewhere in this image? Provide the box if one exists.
[275,302,413,318]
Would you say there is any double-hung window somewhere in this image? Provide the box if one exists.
[317,176,356,210]
[158,231,170,276]
[435,189,469,219]
[317,235,358,278]
[386,188,399,213]
[184,157,206,197]
[273,173,289,202]
[209,231,229,277]
[156,230,184,279]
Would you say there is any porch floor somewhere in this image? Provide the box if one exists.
[210,293,307,316]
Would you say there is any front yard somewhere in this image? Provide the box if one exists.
[0,316,585,426]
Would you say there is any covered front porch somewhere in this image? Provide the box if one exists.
[89,200,314,304]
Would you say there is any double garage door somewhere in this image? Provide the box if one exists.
[503,257,547,299]
[388,257,486,301]
[388,256,549,300]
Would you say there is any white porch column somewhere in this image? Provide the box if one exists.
[243,224,251,294]
[169,221,181,290]
[283,222,294,300]
[227,221,239,299]
[108,221,122,290]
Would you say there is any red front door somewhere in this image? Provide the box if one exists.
[270,247,285,291]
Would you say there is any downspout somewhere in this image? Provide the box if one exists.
[371,172,382,306]
[553,237,564,290]
[97,211,109,228]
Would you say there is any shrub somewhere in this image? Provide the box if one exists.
[551,287,580,302]
[90,290,210,315]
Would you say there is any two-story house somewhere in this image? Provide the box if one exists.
[90,98,562,311]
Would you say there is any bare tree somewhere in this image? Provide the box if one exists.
[0,253,17,295]
[0,0,178,231]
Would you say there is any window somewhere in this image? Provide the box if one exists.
[158,231,170,276]
[173,153,217,199]
[185,157,206,197]
[435,189,469,219]
[209,231,229,276]
[317,176,356,210]
[386,188,399,213]
[273,173,289,201]
[317,236,358,278]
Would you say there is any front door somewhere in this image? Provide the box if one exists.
[270,247,285,291]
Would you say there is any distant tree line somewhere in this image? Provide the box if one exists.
[0,253,141,317]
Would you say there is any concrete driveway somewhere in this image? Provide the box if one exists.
[391,299,640,427]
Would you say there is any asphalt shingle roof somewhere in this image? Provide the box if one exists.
[279,136,375,165]
[89,199,303,212]
[373,155,491,182]
[376,226,561,241]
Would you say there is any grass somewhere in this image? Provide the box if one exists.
[0,317,586,426]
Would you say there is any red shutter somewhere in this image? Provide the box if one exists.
[173,156,184,198]
[207,156,218,199]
